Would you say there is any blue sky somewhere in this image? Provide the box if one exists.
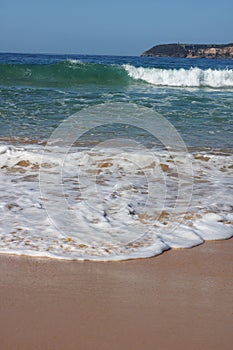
[0,0,232,55]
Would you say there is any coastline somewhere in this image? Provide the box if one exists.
[0,238,232,350]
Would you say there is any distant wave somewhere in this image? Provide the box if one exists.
[123,64,233,88]
[0,60,233,88]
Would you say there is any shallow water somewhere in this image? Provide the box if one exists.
[0,53,232,260]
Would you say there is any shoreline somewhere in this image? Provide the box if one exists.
[0,236,232,262]
[0,238,232,350]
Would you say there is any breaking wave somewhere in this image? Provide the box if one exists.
[0,60,232,88]
[123,64,233,88]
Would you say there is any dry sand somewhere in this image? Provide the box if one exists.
[0,239,232,350]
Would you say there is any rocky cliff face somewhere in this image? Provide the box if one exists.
[141,43,233,59]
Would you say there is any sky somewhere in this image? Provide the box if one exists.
[0,0,233,56]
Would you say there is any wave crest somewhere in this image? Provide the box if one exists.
[0,60,232,88]
[123,65,233,88]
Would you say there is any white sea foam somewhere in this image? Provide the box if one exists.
[123,65,233,88]
[0,144,232,260]
[67,59,83,65]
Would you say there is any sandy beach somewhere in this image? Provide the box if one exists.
[1,0,233,348]
[0,239,232,350]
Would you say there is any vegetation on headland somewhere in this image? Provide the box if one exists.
[141,43,233,58]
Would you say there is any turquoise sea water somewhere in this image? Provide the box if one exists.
[0,53,232,260]
[0,53,233,149]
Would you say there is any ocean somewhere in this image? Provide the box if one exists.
[0,52,232,260]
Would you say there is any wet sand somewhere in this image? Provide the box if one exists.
[0,239,232,350]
